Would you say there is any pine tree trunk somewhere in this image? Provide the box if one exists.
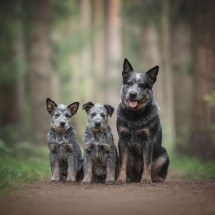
[29,0,52,145]
[162,0,175,147]
[14,0,27,140]
[190,0,215,160]
[81,0,93,101]
[93,0,106,103]
[172,22,193,153]
[107,0,122,104]
[107,0,122,140]
[141,24,164,119]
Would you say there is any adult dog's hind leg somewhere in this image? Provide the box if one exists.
[152,151,170,182]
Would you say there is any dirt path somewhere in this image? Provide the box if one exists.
[1,175,215,215]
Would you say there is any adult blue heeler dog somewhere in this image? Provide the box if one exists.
[46,98,83,183]
[115,59,170,184]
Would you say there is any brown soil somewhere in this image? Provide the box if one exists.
[1,174,215,215]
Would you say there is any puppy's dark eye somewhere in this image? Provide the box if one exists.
[101,113,106,119]
[90,113,96,118]
[127,81,133,86]
[55,113,60,118]
[65,113,71,118]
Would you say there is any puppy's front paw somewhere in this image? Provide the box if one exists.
[81,178,92,185]
[141,175,152,184]
[51,175,60,182]
[105,179,115,185]
[66,176,76,183]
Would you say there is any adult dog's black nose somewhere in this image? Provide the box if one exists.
[129,91,137,98]
[95,122,101,127]
[60,122,65,127]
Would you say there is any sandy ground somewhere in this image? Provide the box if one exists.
[1,173,215,215]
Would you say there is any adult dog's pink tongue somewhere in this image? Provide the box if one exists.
[128,100,137,108]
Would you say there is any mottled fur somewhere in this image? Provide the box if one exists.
[46,98,83,182]
[82,102,119,184]
[116,59,170,184]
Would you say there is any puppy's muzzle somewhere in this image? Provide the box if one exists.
[60,122,65,127]
[95,121,101,128]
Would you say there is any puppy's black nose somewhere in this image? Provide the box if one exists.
[129,91,137,98]
[95,122,101,127]
[60,122,65,127]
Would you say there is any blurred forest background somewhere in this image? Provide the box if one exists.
[0,0,215,168]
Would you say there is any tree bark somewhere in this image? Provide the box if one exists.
[93,0,106,103]
[81,0,93,101]
[141,24,164,118]
[29,0,52,145]
[172,22,193,153]
[162,0,175,148]
[190,0,215,160]
[107,0,122,104]
[106,0,122,140]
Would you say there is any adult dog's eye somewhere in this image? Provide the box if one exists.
[139,83,150,89]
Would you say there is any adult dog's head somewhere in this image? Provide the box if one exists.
[120,58,159,111]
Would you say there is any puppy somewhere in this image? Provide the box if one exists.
[82,102,118,184]
[115,58,170,184]
[46,98,83,182]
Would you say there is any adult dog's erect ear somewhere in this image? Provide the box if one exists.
[68,102,79,115]
[82,102,94,113]
[146,66,159,83]
[46,98,58,114]
[104,104,114,117]
[122,58,134,77]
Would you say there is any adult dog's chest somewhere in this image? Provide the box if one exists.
[117,113,150,140]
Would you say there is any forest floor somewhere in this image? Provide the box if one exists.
[0,171,215,215]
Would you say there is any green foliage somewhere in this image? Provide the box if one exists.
[172,156,215,180]
[205,91,215,107]
[121,0,162,27]
[53,0,80,24]
[0,142,49,195]
[0,1,18,84]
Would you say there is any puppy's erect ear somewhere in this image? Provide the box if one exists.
[82,102,94,113]
[122,58,134,77]
[68,102,79,115]
[104,104,114,117]
[146,66,159,83]
[46,98,57,114]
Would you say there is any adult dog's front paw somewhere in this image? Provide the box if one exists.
[115,177,126,185]
[152,176,163,183]
[141,175,152,184]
